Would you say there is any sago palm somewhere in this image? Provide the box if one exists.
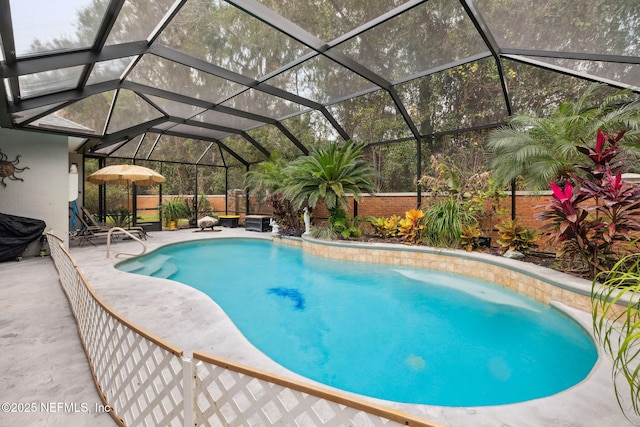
[282,141,378,212]
[488,84,640,191]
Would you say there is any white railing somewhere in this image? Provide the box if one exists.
[47,232,444,427]
[192,352,439,427]
[106,227,147,259]
[48,232,184,427]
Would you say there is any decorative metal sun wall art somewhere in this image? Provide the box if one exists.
[0,150,29,187]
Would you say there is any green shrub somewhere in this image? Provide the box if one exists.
[496,218,538,253]
[329,207,361,239]
[592,252,640,418]
[423,197,476,248]
[460,223,481,252]
[369,215,402,238]
[398,209,425,245]
[107,207,132,228]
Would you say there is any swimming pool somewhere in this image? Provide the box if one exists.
[117,238,597,407]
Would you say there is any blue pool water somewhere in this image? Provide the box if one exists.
[118,238,597,406]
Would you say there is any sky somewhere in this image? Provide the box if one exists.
[9,0,98,56]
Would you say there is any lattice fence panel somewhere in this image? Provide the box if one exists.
[48,233,440,427]
[47,234,185,427]
[193,361,410,427]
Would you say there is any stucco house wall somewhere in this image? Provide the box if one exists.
[0,128,69,255]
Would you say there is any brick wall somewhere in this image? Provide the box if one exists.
[140,192,559,248]
[310,192,552,226]
[137,195,228,214]
[311,193,420,219]
[139,190,638,254]
[315,192,556,249]
[244,192,556,242]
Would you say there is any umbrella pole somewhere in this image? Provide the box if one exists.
[127,182,131,227]
[132,183,137,227]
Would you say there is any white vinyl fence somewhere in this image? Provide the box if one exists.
[47,232,443,427]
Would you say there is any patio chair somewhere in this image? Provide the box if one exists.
[81,207,148,238]
[71,207,146,246]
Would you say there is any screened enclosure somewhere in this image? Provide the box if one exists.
[1,0,638,200]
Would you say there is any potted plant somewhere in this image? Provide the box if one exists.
[161,199,190,229]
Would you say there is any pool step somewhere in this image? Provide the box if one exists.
[119,254,177,278]
[118,260,148,274]
[152,263,178,279]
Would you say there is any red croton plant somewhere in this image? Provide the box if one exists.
[267,192,305,236]
[538,130,640,279]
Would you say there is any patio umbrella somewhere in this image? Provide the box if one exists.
[86,164,165,225]
[86,164,165,186]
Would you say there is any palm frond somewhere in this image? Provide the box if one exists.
[488,84,640,190]
[281,141,377,211]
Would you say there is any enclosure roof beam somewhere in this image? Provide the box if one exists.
[196,142,215,165]
[460,0,512,116]
[225,0,422,142]
[18,98,80,127]
[391,52,493,86]
[504,55,640,92]
[9,79,120,112]
[77,0,127,89]
[159,129,249,167]
[121,81,278,125]
[318,106,350,141]
[502,49,640,65]
[274,122,308,155]
[144,133,163,161]
[150,44,326,112]
[178,118,243,135]
[0,0,19,105]
[132,134,146,159]
[98,116,168,149]
[0,42,148,78]
[102,89,120,136]
[240,132,271,160]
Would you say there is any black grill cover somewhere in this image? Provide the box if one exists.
[0,212,46,262]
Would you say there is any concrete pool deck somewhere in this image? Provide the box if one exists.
[2,227,639,426]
